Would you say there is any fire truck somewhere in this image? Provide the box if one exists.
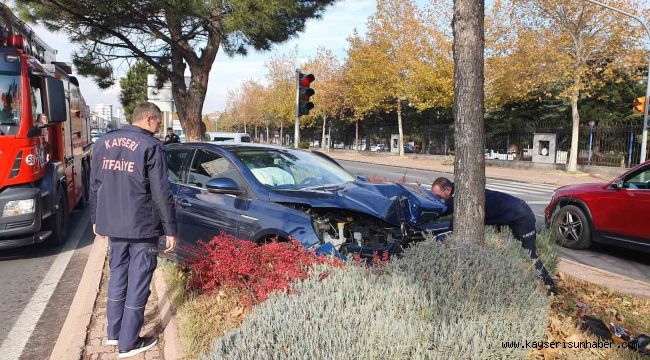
[0,5,92,249]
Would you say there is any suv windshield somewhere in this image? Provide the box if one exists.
[232,149,355,189]
[0,71,21,135]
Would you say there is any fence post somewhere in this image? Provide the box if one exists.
[628,130,634,167]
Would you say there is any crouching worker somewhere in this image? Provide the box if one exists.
[431,177,556,294]
[90,102,177,358]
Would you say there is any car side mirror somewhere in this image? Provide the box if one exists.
[206,177,242,195]
[614,179,624,189]
[356,175,368,182]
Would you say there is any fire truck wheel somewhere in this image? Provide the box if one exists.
[77,164,90,209]
[45,194,68,246]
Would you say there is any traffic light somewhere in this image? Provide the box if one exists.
[633,96,646,113]
[298,72,315,116]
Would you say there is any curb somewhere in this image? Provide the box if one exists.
[153,267,185,360]
[330,154,600,187]
[49,236,108,360]
[558,258,650,298]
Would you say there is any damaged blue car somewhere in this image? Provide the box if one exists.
[161,143,450,262]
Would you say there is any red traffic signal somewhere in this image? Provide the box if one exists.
[298,72,315,116]
[299,73,315,87]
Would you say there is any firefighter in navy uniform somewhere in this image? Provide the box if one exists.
[163,127,180,145]
[431,177,556,294]
[90,102,177,358]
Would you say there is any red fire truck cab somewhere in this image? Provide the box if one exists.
[0,6,92,250]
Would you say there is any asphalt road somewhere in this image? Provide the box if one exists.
[0,207,93,360]
[339,159,650,284]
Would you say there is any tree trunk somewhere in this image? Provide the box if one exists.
[568,82,580,172]
[244,122,247,134]
[355,120,360,154]
[255,125,258,141]
[266,125,270,144]
[321,116,327,150]
[452,0,486,244]
[172,72,208,142]
[328,121,332,153]
[280,121,284,146]
[397,99,404,157]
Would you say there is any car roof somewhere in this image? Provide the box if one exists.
[169,142,291,152]
[206,132,250,136]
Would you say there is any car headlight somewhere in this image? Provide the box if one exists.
[551,191,556,198]
[3,199,35,217]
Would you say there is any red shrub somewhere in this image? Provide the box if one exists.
[187,234,335,307]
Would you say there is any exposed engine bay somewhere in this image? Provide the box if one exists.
[310,209,404,252]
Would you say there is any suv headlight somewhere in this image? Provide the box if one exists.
[3,199,35,217]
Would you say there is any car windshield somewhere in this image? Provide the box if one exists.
[232,149,356,189]
[0,71,22,136]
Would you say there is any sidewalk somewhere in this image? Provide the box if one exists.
[81,262,164,360]
[328,152,616,186]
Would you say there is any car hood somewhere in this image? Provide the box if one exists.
[268,181,447,227]
[556,182,607,194]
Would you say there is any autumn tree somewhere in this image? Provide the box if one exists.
[119,61,155,124]
[264,50,298,145]
[346,0,453,156]
[491,0,643,171]
[453,0,486,242]
[303,48,349,150]
[16,0,335,141]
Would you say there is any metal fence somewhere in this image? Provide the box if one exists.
[310,121,649,169]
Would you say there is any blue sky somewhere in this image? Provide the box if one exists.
[29,0,401,113]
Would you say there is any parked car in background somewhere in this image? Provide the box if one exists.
[546,160,650,252]
[206,132,251,143]
[90,130,105,143]
[161,143,451,263]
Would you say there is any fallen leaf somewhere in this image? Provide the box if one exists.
[541,347,560,360]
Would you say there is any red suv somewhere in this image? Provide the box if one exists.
[545,161,650,251]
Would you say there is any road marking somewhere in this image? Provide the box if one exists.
[485,184,529,195]
[487,182,552,194]
[0,217,89,360]
[489,179,557,189]
[527,201,550,205]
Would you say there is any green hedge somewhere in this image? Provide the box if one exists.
[203,232,551,359]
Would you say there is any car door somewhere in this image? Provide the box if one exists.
[179,149,243,253]
[162,147,193,261]
[597,165,650,241]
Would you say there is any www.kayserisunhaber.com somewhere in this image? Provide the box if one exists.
[501,339,628,350]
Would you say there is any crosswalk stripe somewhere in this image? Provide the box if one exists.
[485,185,529,195]
[487,183,552,194]
[486,184,548,195]
[489,181,557,191]
[410,182,548,197]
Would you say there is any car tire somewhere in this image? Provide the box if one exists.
[77,164,90,209]
[44,194,68,247]
[552,205,591,250]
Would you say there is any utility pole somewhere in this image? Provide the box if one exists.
[583,0,649,163]
[294,69,301,149]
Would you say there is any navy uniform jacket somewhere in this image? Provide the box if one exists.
[89,125,177,239]
[164,133,180,145]
[434,189,531,225]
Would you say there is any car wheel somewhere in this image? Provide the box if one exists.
[552,205,591,249]
[77,164,90,209]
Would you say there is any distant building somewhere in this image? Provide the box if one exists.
[94,104,113,130]
[114,107,126,122]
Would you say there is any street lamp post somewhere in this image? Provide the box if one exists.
[583,0,649,163]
